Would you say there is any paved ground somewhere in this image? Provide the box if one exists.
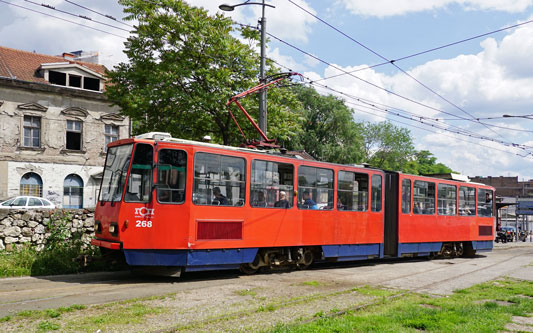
[0,242,532,320]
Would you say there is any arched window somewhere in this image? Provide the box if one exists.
[63,174,84,208]
[20,172,43,197]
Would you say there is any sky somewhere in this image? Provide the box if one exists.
[2,0,533,180]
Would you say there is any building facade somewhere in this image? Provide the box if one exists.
[470,175,533,233]
[0,46,129,208]
[469,176,533,198]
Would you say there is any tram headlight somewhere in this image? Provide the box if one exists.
[109,222,119,236]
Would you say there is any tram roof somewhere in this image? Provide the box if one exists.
[126,132,492,188]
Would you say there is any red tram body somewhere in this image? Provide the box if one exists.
[92,133,494,275]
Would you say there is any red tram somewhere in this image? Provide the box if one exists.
[91,132,495,276]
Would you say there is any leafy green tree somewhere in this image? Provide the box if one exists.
[288,85,364,164]
[406,150,453,175]
[107,0,300,145]
[361,121,414,171]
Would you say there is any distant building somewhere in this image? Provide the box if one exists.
[0,46,129,208]
[469,176,533,198]
[471,176,533,233]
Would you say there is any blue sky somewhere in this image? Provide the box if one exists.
[2,0,533,179]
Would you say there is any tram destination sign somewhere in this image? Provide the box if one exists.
[516,199,533,215]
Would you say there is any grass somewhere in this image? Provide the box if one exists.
[271,278,533,332]
[0,297,169,332]
[0,212,126,278]
[67,303,166,329]
[235,289,258,297]
[0,246,36,277]
[0,245,116,277]
[257,304,277,312]
[0,304,87,322]
[301,281,321,287]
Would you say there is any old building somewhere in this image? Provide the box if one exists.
[469,176,533,198]
[470,176,533,233]
[0,46,129,208]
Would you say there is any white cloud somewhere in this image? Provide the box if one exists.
[268,48,303,71]
[338,0,533,17]
[304,54,320,67]
[195,0,316,43]
[0,1,128,67]
[293,20,533,177]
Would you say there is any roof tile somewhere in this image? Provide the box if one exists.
[0,46,106,85]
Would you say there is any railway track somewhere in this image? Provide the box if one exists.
[0,245,531,323]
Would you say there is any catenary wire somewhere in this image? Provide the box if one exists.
[4,1,530,154]
[286,0,508,142]
[235,23,532,137]
[315,18,533,83]
[261,39,533,140]
[64,0,133,28]
[0,0,127,39]
[24,0,130,32]
[265,55,533,153]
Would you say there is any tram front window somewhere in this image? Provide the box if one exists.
[125,143,154,203]
[99,144,133,202]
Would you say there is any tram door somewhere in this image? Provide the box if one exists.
[383,172,399,257]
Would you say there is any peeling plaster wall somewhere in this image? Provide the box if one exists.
[0,79,129,207]
[5,161,102,207]
[0,85,128,165]
[0,161,7,199]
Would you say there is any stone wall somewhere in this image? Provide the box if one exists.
[0,209,95,251]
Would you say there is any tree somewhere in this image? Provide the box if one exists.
[107,0,300,145]
[408,150,453,175]
[288,85,364,164]
[361,122,415,171]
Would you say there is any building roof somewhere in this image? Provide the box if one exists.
[0,46,106,84]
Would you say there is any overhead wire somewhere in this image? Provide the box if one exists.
[235,22,533,138]
[64,0,133,28]
[286,0,509,142]
[23,0,130,32]
[314,17,533,83]
[264,54,533,156]
[4,0,531,156]
[0,0,127,39]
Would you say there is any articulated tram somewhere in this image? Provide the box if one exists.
[92,132,495,276]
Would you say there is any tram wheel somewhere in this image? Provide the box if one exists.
[441,244,454,258]
[297,250,314,270]
[455,243,464,257]
[461,242,477,258]
[239,263,259,275]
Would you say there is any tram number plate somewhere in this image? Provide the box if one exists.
[136,220,153,228]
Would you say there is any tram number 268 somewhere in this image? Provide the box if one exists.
[136,220,153,228]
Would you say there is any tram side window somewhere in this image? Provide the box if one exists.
[478,188,493,217]
[193,153,245,206]
[251,160,294,208]
[413,180,435,215]
[125,143,153,203]
[298,166,334,210]
[371,175,382,212]
[157,149,187,204]
[338,171,368,211]
[459,186,476,216]
[437,184,456,216]
[401,179,411,214]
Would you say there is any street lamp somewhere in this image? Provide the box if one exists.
[219,1,275,140]
[503,114,533,119]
